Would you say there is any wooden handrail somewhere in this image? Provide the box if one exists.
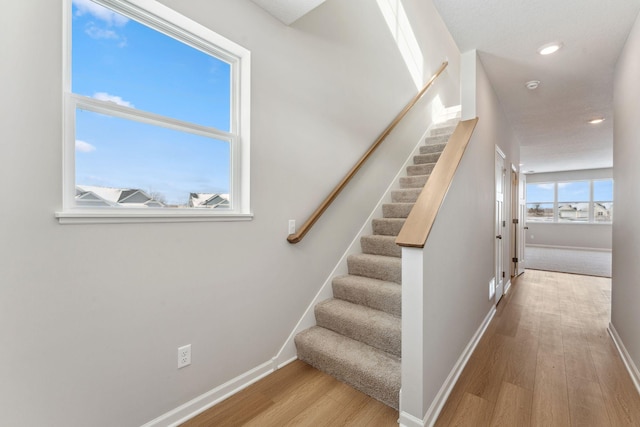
[287,61,449,244]
[395,117,478,248]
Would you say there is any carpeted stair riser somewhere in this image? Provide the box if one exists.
[360,235,401,258]
[348,254,401,283]
[372,218,406,236]
[413,152,441,165]
[391,188,422,203]
[294,327,400,409]
[399,175,429,189]
[382,203,414,218]
[332,274,401,317]
[430,125,456,136]
[420,143,447,154]
[315,299,401,356]
[407,163,436,176]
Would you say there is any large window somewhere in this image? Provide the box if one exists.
[58,0,251,223]
[526,179,613,223]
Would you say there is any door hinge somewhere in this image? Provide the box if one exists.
[512,218,519,224]
[512,257,518,263]
[502,220,506,227]
[502,271,506,278]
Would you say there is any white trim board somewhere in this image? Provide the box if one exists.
[140,359,283,427]
[400,306,496,427]
[608,323,640,396]
[527,244,611,253]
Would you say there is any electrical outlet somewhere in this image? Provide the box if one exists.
[178,344,191,369]
[288,220,296,234]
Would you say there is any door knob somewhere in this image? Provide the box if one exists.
[496,235,502,239]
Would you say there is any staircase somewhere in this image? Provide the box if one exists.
[294,119,458,410]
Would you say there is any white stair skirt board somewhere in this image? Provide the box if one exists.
[399,306,496,427]
[526,245,611,278]
[140,359,287,427]
[608,323,640,396]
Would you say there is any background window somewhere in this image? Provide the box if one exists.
[593,180,613,222]
[557,181,589,222]
[526,183,554,222]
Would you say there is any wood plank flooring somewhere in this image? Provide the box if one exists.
[435,269,640,427]
[182,270,640,426]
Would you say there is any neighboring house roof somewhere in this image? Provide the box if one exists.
[76,185,165,207]
[188,193,230,208]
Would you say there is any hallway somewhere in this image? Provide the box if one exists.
[435,270,640,426]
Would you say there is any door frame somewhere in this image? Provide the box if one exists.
[495,146,506,304]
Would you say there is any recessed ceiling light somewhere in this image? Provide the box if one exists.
[588,117,605,124]
[525,80,540,90]
[538,42,563,55]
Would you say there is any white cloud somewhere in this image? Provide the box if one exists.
[76,140,97,153]
[72,0,129,26]
[93,92,134,108]
[85,24,118,40]
[536,183,555,190]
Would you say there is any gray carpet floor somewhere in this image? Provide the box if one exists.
[525,245,611,277]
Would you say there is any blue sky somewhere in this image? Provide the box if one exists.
[71,0,231,206]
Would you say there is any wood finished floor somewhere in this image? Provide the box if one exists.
[182,270,640,426]
[435,269,640,427]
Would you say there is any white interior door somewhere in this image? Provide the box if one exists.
[495,148,506,303]
[517,173,526,275]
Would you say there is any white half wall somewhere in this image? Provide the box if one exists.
[400,51,519,424]
[612,8,640,389]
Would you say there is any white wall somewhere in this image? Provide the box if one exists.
[525,169,613,250]
[612,10,640,379]
[403,51,519,420]
[0,0,460,425]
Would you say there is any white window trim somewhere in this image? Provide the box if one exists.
[526,179,613,224]
[57,0,251,224]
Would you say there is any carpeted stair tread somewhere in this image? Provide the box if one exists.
[332,274,401,317]
[399,174,429,189]
[295,326,400,409]
[413,152,441,165]
[372,218,406,236]
[360,235,401,258]
[407,163,436,176]
[315,299,401,356]
[348,253,401,283]
[391,188,422,203]
[382,203,414,218]
[424,135,450,145]
[420,143,447,154]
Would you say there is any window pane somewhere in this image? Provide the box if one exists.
[558,181,589,203]
[75,109,230,207]
[526,183,554,203]
[527,203,553,222]
[71,0,231,131]
[594,179,613,201]
[594,202,613,222]
[558,203,589,222]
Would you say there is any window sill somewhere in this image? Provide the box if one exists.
[55,209,253,224]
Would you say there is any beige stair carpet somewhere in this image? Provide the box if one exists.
[295,121,457,410]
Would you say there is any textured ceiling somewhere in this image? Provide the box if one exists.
[432,0,640,173]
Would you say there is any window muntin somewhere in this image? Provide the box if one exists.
[525,179,613,224]
[60,0,250,222]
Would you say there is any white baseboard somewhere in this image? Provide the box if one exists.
[140,359,284,427]
[608,323,640,395]
[399,306,496,427]
[504,279,512,295]
[526,244,612,253]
